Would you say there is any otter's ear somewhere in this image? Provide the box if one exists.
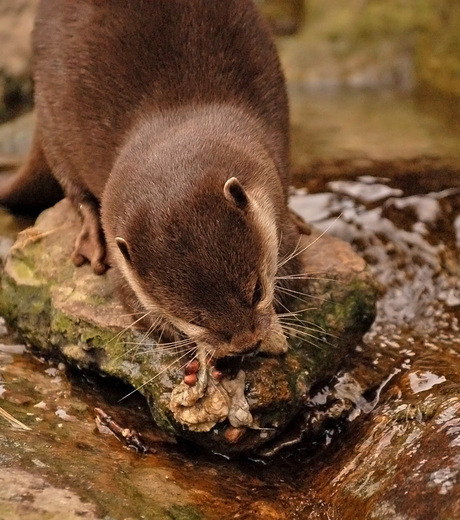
[223,177,249,211]
[115,237,131,263]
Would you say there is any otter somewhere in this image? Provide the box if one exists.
[0,0,303,364]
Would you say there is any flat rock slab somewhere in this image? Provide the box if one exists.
[0,468,99,520]
[0,199,377,453]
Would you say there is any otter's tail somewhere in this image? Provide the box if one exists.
[0,131,63,215]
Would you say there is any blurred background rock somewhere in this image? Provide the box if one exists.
[0,0,37,123]
[1,0,460,172]
[2,0,459,120]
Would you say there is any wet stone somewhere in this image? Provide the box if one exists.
[0,198,376,454]
[0,467,99,520]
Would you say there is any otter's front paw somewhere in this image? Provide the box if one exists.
[72,202,108,275]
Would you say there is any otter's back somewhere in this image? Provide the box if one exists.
[33,0,290,197]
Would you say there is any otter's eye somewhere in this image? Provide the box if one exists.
[252,278,264,307]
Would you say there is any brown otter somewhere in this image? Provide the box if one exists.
[0,0,303,361]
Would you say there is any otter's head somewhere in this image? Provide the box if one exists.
[105,172,286,359]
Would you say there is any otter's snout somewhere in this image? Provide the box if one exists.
[239,339,262,355]
[230,331,263,356]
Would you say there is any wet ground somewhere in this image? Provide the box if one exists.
[1,92,460,519]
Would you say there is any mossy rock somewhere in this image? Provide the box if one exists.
[0,199,377,453]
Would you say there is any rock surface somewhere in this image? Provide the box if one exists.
[0,468,99,520]
[0,199,376,453]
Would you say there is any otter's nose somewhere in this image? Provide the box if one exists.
[240,340,262,355]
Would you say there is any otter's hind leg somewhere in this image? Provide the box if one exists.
[0,130,63,215]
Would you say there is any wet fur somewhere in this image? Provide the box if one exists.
[0,0,303,357]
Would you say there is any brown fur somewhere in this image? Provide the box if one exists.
[0,0,303,358]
